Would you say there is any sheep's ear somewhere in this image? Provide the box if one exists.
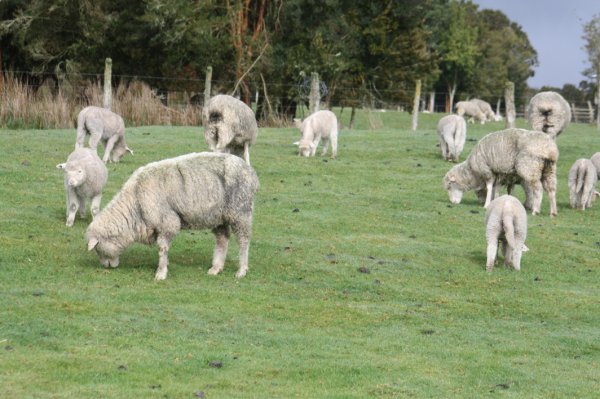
[522,244,529,252]
[56,163,66,169]
[293,118,302,128]
[126,147,134,155]
[292,141,300,146]
[449,175,456,182]
[87,237,99,251]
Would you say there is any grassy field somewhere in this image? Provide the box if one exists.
[1,110,600,398]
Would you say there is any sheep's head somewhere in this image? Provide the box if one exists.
[111,139,133,163]
[57,162,86,188]
[443,172,465,204]
[87,235,122,268]
[298,140,315,157]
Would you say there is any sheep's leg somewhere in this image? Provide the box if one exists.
[483,179,494,208]
[511,248,522,271]
[66,189,79,227]
[330,133,338,159]
[503,241,513,269]
[88,130,102,152]
[102,135,119,163]
[90,194,102,218]
[231,219,252,278]
[321,138,330,157]
[541,165,558,216]
[243,142,251,165]
[154,234,173,281]
[440,139,448,160]
[486,234,499,272]
[311,136,321,156]
[528,180,544,215]
[77,193,87,218]
[208,225,230,276]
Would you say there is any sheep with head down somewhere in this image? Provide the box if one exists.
[76,106,133,163]
[294,110,339,158]
[527,91,571,139]
[455,101,486,124]
[203,94,258,165]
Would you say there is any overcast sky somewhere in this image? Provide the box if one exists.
[473,0,599,89]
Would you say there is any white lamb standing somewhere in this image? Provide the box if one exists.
[56,148,108,227]
[85,152,259,281]
[485,194,528,272]
[455,101,486,124]
[437,114,467,162]
[443,128,558,216]
[470,99,501,122]
[294,110,339,158]
[527,91,571,139]
[568,158,597,210]
[76,106,133,163]
[203,94,258,165]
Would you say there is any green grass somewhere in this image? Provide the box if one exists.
[1,111,600,398]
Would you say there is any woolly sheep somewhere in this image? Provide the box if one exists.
[85,152,259,281]
[568,158,597,210]
[455,101,486,124]
[470,98,501,122]
[56,148,108,227]
[590,152,600,178]
[203,94,258,165]
[443,128,558,216]
[76,106,132,163]
[485,195,528,272]
[527,91,571,139]
[294,110,339,158]
[437,114,467,162]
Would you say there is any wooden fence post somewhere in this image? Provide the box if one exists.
[504,81,515,129]
[596,83,600,129]
[309,72,320,114]
[571,103,578,123]
[103,58,112,110]
[204,66,212,106]
[411,79,421,131]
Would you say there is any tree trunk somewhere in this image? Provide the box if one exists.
[412,79,421,131]
[309,72,320,114]
[103,58,112,110]
[447,82,457,113]
[504,81,516,129]
[587,101,594,125]
[428,91,435,113]
[496,98,502,118]
[349,106,356,130]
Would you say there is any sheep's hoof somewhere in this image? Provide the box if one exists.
[235,270,247,278]
[207,266,222,276]
[154,270,167,281]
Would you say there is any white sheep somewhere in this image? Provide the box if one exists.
[470,99,501,122]
[568,158,597,210]
[76,106,133,163]
[590,152,600,178]
[294,110,339,158]
[202,94,258,165]
[437,114,467,162]
[85,152,259,281]
[443,128,558,216]
[527,91,571,139]
[485,194,528,272]
[56,148,108,227]
[455,101,486,124]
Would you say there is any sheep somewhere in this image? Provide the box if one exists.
[75,106,133,163]
[455,101,486,124]
[443,128,558,216]
[485,195,528,272]
[202,94,258,165]
[85,152,259,281]
[470,98,501,122]
[568,158,597,210]
[527,91,571,139]
[56,148,108,227]
[437,114,467,162]
[294,110,339,158]
[590,152,600,178]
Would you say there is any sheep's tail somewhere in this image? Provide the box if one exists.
[575,164,586,194]
[502,213,516,251]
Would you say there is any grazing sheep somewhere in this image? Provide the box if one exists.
[437,114,467,162]
[203,94,258,165]
[76,106,132,163]
[470,98,501,122]
[294,110,339,158]
[590,152,600,178]
[56,148,108,227]
[485,195,528,272]
[443,128,558,216]
[527,91,571,139]
[568,158,597,210]
[455,101,486,124]
[85,152,259,281]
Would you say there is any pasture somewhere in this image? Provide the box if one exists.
[1,110,599,398]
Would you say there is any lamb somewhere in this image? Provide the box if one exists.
[437,114,467,162]
[202,94,258,165]
[527,91,571,139]
[443,128,558,216]
[76,106,133,163]
[294,110,339,158]
[568,158,597,210]
[85,152,259,281]
[470,98,501,122]
[485,195,528,272]
[455,101,486,124]
[56,148,108,227]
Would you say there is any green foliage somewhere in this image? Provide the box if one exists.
[2,114,600,397]
[582,13,600,80]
